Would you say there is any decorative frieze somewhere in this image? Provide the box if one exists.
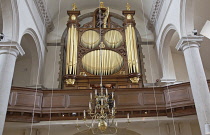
[148,0,164,30]
[34,0,54,33]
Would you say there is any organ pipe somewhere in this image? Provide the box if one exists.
[125,24,140,74]
[66,25,79,75]
[81,50,123,76]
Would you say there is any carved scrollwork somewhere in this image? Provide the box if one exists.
[81,21,93,28]
[118,48,127,57]
[78,48,88,59]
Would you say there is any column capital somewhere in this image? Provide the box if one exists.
[0,47,20,58]
[0,41,25,56]
[176,36,203,51]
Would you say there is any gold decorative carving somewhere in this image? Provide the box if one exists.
[130,77,140,83]
[80,72,87,76]
[99,2,105,8]
[66,79,75,85]
[126,3,131,11]
[99,42,105,48]
[72,3,77,11]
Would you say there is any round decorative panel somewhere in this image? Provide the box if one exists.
[104,30,123,48]
[81,30,100,49]
[82,50,123,75]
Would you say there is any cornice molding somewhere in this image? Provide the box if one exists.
[148,0,164,29]
[34,0,54,33]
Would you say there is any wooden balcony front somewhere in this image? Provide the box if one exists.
[6,80,210,123]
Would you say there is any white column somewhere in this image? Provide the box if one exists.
[176,36,210,135]
[0,42,24,135]
[0,47,19,134]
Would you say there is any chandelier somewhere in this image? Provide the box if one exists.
[75,88,131,134]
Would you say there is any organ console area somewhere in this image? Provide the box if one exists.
[63,2,142,89]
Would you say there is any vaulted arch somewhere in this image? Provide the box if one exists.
[159,24,188,83]
[13,29,42,87]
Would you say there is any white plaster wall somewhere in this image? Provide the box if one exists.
[161,48,177,81]
[43,46,61,89]
[142,45,161,83]
[172,53,189,82]
[12,56,32,87]
[204,68,210,80]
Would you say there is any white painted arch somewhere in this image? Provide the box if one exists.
[159,24,189,82]
[13,28,43,87]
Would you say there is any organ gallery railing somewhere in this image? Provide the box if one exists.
[7,81,210,122]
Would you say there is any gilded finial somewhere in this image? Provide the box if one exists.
[100,2,105,8]
[126,3,131,11]
[72,3,77,11]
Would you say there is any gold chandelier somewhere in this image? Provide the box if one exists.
[75,88,131,134]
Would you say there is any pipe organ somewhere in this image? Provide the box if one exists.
[63,2,142,89]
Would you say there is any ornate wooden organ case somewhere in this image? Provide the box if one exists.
[63,3,143,89]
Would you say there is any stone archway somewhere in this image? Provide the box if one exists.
[13,31,40,87]
[159,24,188,83]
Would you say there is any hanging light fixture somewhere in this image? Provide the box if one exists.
[75,88,131,134]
